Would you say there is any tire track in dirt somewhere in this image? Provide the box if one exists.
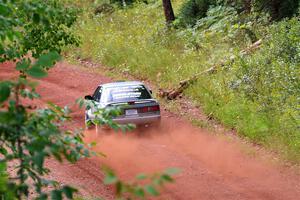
[1,61,300,200]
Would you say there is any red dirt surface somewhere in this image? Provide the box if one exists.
[1,61,300,200]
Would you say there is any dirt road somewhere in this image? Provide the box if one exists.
[1,62,300,200]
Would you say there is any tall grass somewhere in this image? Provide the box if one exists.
[67,0,300,162]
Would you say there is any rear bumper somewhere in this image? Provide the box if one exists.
[86,110,161,125]
[113,114,161,125]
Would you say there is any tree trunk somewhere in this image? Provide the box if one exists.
[243,0,252,13]
[162,0,175,25]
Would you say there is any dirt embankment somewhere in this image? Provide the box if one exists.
[1,62,300,200]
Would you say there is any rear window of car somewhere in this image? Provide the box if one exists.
[101,85,152,103]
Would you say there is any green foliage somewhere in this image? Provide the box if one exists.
[177,0,217,27]
[0,78,89,199]
[229,17,300,150]
[252,0,299,20]
[102,167,180,199]
[231,18,300,109]
[177,0,299,27]
[0,162,16,199]
[0,82,10,103]
[0,0,85,199]
[193,5,238,30]
[187,17,300,159]
[21,1,80,57]
[0,0,79,62]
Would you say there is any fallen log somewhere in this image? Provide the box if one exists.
[158,39,262,100]
[240,39,262,55]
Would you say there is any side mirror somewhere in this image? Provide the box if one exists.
[84,95,93,100]
[149,89,153,94]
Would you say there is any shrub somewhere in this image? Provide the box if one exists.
[178,0,299,28]
[178,0,217,27]
[228,17,300,157]
[0,1,86,198]
[252,0,299,20]
[231,17,300,113]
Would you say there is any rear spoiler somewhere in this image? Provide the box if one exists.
[107,99,157,106]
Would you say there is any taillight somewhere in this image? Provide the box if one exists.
[148,105,160,112]
[139,105,160,113]
[139,107,149,113]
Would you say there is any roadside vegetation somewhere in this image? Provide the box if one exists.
[67,0,300,162]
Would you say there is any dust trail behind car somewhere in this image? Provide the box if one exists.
[84,120,300,200]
